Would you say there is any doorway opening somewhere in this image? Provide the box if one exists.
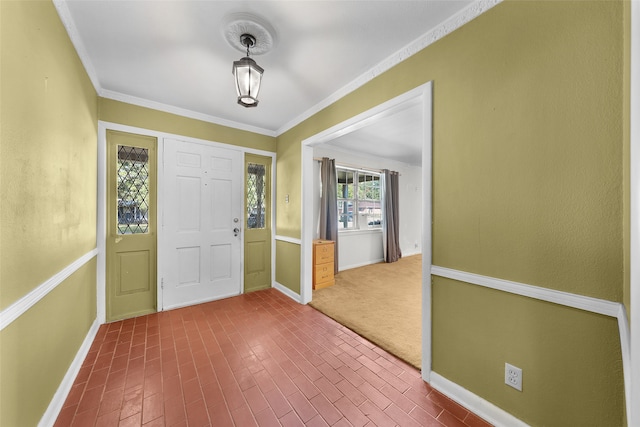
[300,82,433,378]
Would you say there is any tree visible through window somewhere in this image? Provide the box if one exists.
[337,167,381,230]
[117,146,149,234]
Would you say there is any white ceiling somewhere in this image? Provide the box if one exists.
[325,96,424,166]
[57,0,482,162]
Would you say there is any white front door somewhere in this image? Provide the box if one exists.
[161,138,243,310]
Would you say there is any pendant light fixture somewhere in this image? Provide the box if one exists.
[232,34,264,108]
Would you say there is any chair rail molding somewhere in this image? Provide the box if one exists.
[0,249,98,331]
[431,265,631,424]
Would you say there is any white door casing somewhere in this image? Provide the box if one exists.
[161,138,243,310]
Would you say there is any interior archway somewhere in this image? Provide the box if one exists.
[300,81,433,378]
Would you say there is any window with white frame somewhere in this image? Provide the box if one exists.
[337,167,382,230]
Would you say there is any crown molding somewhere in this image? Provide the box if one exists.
[52,0,102,94]
[100,90,277,137]
[276,0,502,136]
[54,0,500,139]
[53,0,276,138]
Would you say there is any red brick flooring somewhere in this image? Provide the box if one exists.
[55,288,491,426]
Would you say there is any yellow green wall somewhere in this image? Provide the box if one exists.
[98,98,276,153]
[1,1,98,309]
[0,0,628,425]
[275,240,301,294]
[275,1,626,425]
[433,277,623,426]
[0,261,97,426]
[623,0,632,314]
[0,1,98,425]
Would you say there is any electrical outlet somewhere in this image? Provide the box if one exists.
[505,363,522,391]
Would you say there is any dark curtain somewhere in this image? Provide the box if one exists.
[319,157,339,273]
[382,169,401,263]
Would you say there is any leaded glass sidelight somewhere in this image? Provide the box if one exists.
[117,146,150,234]
[247,163,266,229]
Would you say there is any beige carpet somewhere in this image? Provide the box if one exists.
[309,254,422,368]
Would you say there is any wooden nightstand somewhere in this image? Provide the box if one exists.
[313,240,335,290]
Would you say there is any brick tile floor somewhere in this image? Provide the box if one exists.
[55,288,492,426]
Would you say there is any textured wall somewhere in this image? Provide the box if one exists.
[0,1,99,424]
[275,1,626,424]
[1,0,98,309]
[0,261,97,426]
[433,277,623,426]
[275,240,301,294]
[430,0,622,301]
[98,98,276,153]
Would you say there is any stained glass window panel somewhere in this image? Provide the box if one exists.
[247,163,266,229]
[117,146,149,234]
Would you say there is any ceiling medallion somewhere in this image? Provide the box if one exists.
[222,12,277,56]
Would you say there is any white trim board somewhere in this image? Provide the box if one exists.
[101,89,276,137]
[276,0,501,135]
[52,0,101,94]
[629,1,640,426]
[300,82,434,367]
[97,121,277,322]
[273,281,302,304]
[98,121,276,158]
[431,266,622,317]
[338,259,384,272]
[0,249,98,331]
[38,318,100,427]
[430,373,530,427]
[54,0,499,139]
[275,235,302,245]
[431,265,631,425]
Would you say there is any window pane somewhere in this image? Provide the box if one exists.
[117,145,149,234]
[337,169,354,199]
[357,173,381,228]
[360,200,382,228]
[337,200,354,229]
[359,173,380,201]
[247,163,266,229]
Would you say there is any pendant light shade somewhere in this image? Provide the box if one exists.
[232,34,264,108]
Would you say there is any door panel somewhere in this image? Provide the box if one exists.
[244,154,272,292]
[162,138,242,309]
[246,241,266,273]
[106,130,157,322]
[117,251,150,293]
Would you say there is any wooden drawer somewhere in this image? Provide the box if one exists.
[314,262,335,290]
[314,262,334,283]
[315,245,334,264]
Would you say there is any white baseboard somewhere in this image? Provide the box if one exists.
[402,250,422,257]
[430,372,530,427]
[339,258,384,271]
[39,318,100,427]
[273,281,302,303]
[431,265,631,424]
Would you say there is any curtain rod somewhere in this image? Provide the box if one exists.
[313,157,384,174]
[313,158,402,176]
